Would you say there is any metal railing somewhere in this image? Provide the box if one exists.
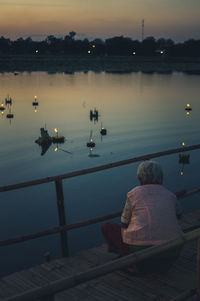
[0,143,200,257]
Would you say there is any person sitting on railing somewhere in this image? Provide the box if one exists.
[102,160,183,272]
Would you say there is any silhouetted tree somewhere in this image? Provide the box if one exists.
[69,31,76,40]
[0,36,11,53]
[105,36,133,56]
[0,34,199,57]
[90,39,105,56]
[45,35,63,54]
[141,37,156,56]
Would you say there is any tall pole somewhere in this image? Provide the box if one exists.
[142,19,144,42]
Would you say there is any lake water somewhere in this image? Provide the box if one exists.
[0,71,200,276]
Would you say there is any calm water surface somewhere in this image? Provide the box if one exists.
[0,71,200,276]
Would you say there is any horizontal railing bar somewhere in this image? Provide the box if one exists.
[0,187,199,248]
[1,144,200,192]
[4,228,200,301]
[0,211,122,247]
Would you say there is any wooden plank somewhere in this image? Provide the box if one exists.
[1,209,200,301]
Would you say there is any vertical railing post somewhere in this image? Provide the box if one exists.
[197,238,200,299]
[55,179,69,257]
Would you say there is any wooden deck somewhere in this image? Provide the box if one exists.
[1,210,200,301]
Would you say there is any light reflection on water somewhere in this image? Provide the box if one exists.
[0,71,200,276]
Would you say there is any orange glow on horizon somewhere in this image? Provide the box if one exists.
[0,1,200,41]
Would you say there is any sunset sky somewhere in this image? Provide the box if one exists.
[0,0,200,41]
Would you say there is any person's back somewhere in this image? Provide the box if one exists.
[102,160,183,273]
[122,184,183,246]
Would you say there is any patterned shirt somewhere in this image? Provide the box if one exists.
[121,184,183,245]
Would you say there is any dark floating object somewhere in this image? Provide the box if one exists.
[14,72,19,76]
[52,128,65,144]
[6,113,14,119]
[5,97,12,105]
[35,128,52,156]
[100,128,107,135]
[90,108,99,122]
[87,141,96,148]
[100,123,107,136]
[179,153,190,164]
[32,96,39,106]
[35,128,65,155]
[52,136,65,143]
[35,128,52,144]
[185,104,192,111]
[0,103,5,111]
[87,130,96,148]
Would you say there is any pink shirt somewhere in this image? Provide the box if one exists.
[121,184,183,245]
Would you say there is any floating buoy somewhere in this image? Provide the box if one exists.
[87,130,96,147]
[52,136,65,143]
[32,95,39,106]
[52,128,65,143]
[0,103,5,111]
[185,104,192,111]
[87,140,96,148]
[100,128,107,135]
[6,113,14,119]
[100,123,107,136]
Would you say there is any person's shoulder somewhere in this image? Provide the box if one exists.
[160,185,177,199]
[127,186,143,198]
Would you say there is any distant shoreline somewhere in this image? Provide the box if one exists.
[0,55,200,74]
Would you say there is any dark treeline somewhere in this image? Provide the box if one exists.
[0,32,200,57]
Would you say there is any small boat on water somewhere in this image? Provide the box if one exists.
[35,128,52,145]
[35,128,52,156]
[35,128,66,155]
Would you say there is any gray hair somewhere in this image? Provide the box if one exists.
[137,161,163,185]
